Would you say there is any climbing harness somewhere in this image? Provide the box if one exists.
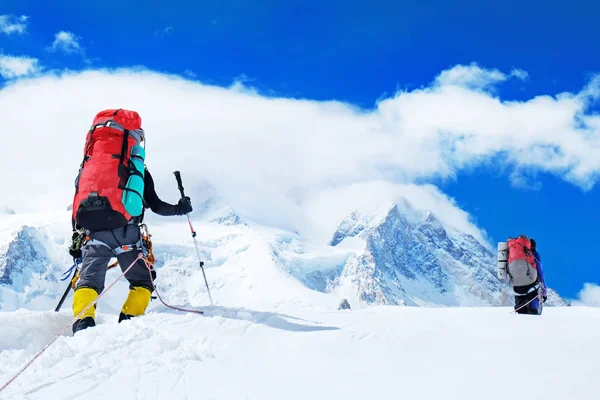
[69,223,157,288]
[513,282,540,297]
[140,223,155,265]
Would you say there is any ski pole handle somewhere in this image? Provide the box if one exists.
[173,171,186,198]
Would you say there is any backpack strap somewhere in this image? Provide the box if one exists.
[79,125,97,167]
[116,128,130,192]
[119,129,130,166]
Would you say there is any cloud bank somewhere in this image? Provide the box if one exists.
[572,283,600,307]
[0,64,598,240]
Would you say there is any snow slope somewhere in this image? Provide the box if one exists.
[0,306,598,400]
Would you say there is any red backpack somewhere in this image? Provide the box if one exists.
[72,109,145,232]
[506,235,538,286]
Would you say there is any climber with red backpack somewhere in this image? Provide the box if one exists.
[69,109,193,334]
[498,235,547,314]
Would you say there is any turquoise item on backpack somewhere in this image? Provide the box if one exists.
[122,145,146,217]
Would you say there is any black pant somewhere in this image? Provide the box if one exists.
[514,281,539,314]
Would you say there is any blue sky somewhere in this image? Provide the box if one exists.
[1,0,599,299]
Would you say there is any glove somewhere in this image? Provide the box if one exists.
[69,247,82,260]
[68,231,84,260]
[542,286,547,303]
[176,196,193,215]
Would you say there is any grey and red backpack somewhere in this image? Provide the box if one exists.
[497,235,538,286]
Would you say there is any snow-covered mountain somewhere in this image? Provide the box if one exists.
[546,288,570,306]
[0,196,567,314]
[0,214,75,311]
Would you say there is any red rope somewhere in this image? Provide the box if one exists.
[0,252,205,394]
[140,258,204,315]
[511,292,541,314]
[0,254,144,394]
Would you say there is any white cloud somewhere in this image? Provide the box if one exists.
[49,31,83,54]
[572,283,600,307]
[434,63,509,90]
[0,15,28,35]
[155,26,174,37]
[0,55,40,79]
[510,68,529,81]
[435,64,530,91]
[0,65,599,241]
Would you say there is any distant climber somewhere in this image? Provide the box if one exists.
[69,109,193,334]
[498,236,546,314]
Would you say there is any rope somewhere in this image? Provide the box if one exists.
[0,239,205,394]
[0,254,144,394]
[140,257,204,315]
[511,291,541,314]
[137,223,205,314]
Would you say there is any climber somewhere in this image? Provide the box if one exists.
[69,109,192,334]
[513,238,547,314]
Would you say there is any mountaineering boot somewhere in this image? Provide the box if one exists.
[73,316,96,334]
[119,286,151,322]
[72,287,98,334]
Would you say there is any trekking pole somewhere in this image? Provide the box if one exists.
[54,260,80,312]
[174,171,213,305]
